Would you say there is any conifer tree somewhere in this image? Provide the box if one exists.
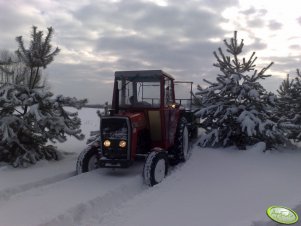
[195,31,286,150]
[0,26,87,167]
[276,69,301,141]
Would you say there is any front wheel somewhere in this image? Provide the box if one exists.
[143,151,168,186]
[76,147,99,174]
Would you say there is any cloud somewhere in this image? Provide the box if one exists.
[246,38,267,51]
[240,7,267,16]
[289,44,301,50]
[73,0,227,40]
[1,0,300,103]
[201,0,238,10]
[240,7,256,15]
[268,20,282,30]
[257,9,268,16]
[3,0,233,103]
[237,7,270,30]
[246,18,264,28]
[67,0,233,102]
[262,56,301,74]
[0,1,45,50]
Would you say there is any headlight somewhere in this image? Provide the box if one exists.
[103,140,111,147]
[119,140,127,148]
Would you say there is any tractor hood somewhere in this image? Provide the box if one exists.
[115,112,147,130]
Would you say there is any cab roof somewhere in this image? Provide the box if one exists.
[114,70,174,81]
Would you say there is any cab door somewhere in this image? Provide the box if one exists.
[163,77,178,148]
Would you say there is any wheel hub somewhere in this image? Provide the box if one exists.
[154,159,166,183]
[87,155,98,171]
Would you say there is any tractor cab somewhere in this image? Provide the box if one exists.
[112,70,177,111]
[111,70,181,150]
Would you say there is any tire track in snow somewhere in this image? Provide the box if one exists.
[39,175,145,226]
[38,148,197,226]
[0,140,198,226]
[0,164,144,226]
[0,154,79,204]
[0,171,76,203]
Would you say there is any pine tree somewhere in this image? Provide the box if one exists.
[15,26,60,89]
[276,70,301,141]
[0,26,87,167]
[195,31,286,150]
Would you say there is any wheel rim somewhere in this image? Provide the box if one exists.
[154,159,166,183]
[183,126,189,159]
[87,154,98,171]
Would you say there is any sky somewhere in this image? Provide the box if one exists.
[0,0,301,104]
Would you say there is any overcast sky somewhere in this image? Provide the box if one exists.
[1,0,301,103]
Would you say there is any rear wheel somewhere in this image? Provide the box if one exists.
[76,147,99,174]
[143,151,168,186]
[172,117,190,164]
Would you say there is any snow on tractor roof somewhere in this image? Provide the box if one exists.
[114,70,174,81]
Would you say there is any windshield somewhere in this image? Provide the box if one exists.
[116,77,161,108]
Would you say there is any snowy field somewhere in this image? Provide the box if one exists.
[1,108,301,226]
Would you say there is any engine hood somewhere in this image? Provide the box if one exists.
[115,112,147,129]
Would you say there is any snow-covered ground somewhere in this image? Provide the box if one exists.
[1,108,301,226]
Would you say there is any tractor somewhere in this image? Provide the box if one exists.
[76,70,198,186]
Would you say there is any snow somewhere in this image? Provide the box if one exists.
[99,147,301,226]
[238,110,258,136]
[248,89,259,99]
[1,108,301,226]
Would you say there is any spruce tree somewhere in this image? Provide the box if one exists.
[195,31,285,150]
[0,26,87,167]
[276,70,301,141]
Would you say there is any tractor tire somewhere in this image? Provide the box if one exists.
[143,151,168,186]
[173,117,190,164]
[76,146,99,174]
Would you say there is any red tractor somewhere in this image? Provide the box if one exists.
[77,70,198,186]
